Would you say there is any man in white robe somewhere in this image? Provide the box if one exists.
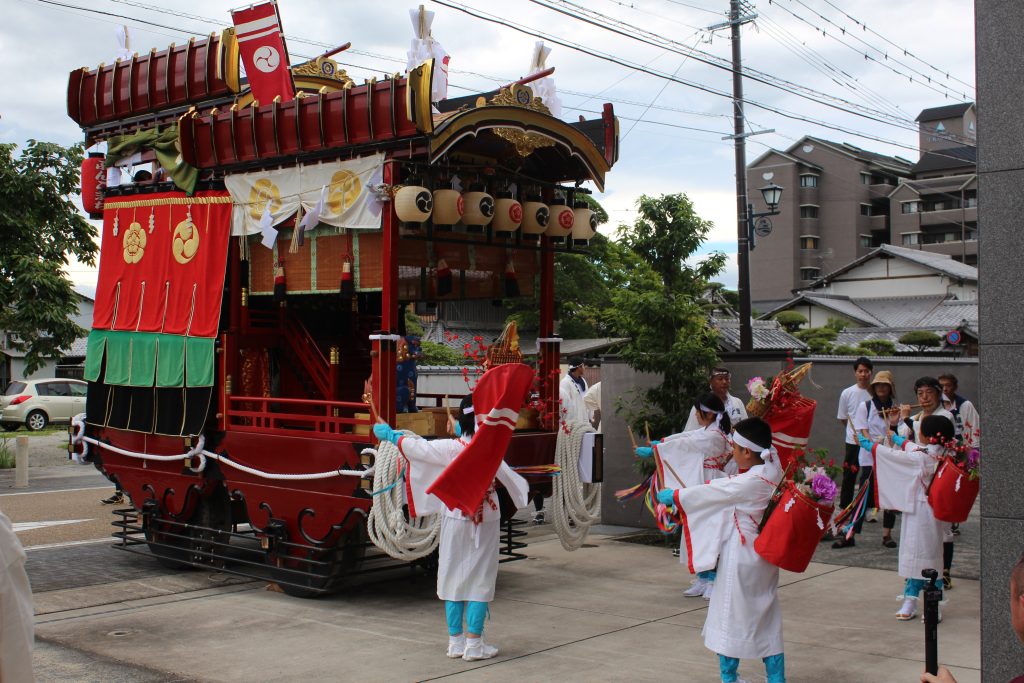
[0,510,34,682]
[683,367,747,431]
[558,358,589,427]
[861,414,952,621]
[374,397,528,662]
[656,418,786,683]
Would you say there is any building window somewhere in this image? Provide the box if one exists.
[800,236,819,250]
[799,174,819,188]
[799,267,820,281]
[860,204,872,216]
[859,234,872,248]
[861,173,871,185]
[902,232,922,246]
[964,192,977,208]
[799,205,819,219]
[901,201,920,214]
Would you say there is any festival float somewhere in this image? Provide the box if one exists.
[67,3,616,596]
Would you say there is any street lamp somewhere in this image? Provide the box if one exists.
[747,183,784,250]
[735,182,784,353]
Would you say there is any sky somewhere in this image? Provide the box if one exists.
[1,0,976,294]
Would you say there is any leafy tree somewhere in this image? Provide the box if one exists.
[774,311,808,333]
[403,305,425,336]
[794,326,837,354]
[898,330,942,354]
[857,339,897,356]
[418,340,464,366]
[0,141,98,374]
[832,344,860,356]
[611,193,726,436]
[826,316,849,332]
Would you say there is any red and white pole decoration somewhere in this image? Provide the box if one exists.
[231,1,295,104]
[80,153,106,219]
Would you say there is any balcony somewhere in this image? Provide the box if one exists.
[869,179,896,197]
[799,217,819,232]
[870,214,889,231]
[798,186,818,203]
[919,206,977,227]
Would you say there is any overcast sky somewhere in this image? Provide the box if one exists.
[2,0,976,293]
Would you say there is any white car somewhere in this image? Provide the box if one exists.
[1,379,87,431]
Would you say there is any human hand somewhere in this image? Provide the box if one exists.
[656,488,675,506]
[635,446,654,458]
[857,433,873,452]
[920,665,958,683]
[373,423,400,445]
[900,404,912,419]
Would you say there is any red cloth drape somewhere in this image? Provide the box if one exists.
[92,190,232,338]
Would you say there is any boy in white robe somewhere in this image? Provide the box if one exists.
[859,414,953,621]
[636,393,733,599]
[656,417,786,683]
[374,395,529,662]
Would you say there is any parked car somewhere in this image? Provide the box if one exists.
[1,379,87,431]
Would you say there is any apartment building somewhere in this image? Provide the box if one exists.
[746,137,913,308]
[747,103,977,308]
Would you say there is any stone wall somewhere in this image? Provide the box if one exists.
[977,2,1023,679]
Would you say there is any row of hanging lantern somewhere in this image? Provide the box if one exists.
[393,182,597,245]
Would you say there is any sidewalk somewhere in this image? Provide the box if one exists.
[33,524,979,682]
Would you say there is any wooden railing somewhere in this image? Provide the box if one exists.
[225,395,372,440]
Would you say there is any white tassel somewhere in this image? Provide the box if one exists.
[784,498,795,513]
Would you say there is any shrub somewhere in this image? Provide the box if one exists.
[857,339,896,356]
[774,311,808,333]
[898,330,942,353]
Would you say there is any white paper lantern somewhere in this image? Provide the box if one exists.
[462,185,494,232]
[545,196,574,241]
[493,191,522,233]
[432,188,464,229]
[521,195,549,240]
[394,185,433,223]
[571,200,596,245]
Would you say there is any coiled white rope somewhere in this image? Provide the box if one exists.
[552,420,601,551]
[73,416,371,480]
[365,439,442,561]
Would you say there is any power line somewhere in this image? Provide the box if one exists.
[816,0,975,93]
[765,0,973,102]
[432,0,969,161]
[528,0,948,138]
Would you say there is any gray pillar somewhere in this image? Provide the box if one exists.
[14,436,28,488]
[977,2,1024,679]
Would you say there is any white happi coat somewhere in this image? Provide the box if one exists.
[656,425,732,491]
[396,434,529,602]
[0,511,34,683]
[674,453,785,660]
[559,374,590,426]
[872,441,945,581]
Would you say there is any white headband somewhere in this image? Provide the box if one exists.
[733,432,773,462]
[699,404,726,431]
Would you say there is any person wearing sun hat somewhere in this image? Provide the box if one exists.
[840,369,900,549]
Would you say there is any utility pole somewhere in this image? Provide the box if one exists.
[729,0,755,352]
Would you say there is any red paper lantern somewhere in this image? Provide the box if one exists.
[81,153,106,219]
[754,481,833,573]
[927,456,979,523]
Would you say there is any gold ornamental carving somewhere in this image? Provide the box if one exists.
[291,56,355,89]
[488,84,556,158]
[123,222,146,264]
[172,217,200,264]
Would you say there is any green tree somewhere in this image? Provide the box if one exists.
[794,326,837,354]
[774,311,808,333]
[611,193,726,436]
[832,344,859,356]
[0,141,98,374]
[898,330,942,354]
[418,340,464,366]
[857,339,897,356]
[826,316,849,332]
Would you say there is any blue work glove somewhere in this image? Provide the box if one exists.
[857,433,873,452]
[373,423,401,445]
[656,488,675,506]
[651,439,661,446]
[635,446,654,458]
[891,434,906,448]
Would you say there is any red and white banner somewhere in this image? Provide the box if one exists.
[231,2,294,104]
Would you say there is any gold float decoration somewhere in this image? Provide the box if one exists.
[123,222,147,264]
[487,85,557,158]
[172,217,200,264]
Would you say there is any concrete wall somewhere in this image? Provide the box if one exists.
[598,356,978,530]
[976,3,1024,679]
